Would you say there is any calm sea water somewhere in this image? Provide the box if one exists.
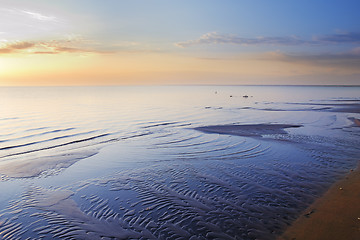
[0,85,359,239]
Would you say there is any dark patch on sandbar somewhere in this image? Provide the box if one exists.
[194,124,302,137]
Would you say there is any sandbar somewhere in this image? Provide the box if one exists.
[0,150,97,178]
[194,124,302,137]
[279,164,360,240]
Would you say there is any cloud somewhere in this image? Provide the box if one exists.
[351,47,360,55]
[0,41,35,53]
[314,32,360,44]
[9,41,35,49]
[0,8,57,22]
[175,32,360,48]
[270,47,360,61]
[175,32,308,48]
[0,38,112,55]
[0,36,151,55]
[261,49,360,71]
[21,10,56,22]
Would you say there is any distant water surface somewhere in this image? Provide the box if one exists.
[0,85,359,239]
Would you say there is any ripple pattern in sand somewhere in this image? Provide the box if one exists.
[1,132,350,240]
[0,111,359,239]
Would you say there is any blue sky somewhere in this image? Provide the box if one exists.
[0,0,359,85]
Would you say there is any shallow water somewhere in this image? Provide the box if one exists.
[0,85,359,239]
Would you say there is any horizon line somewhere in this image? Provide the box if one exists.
[0,84,359,88]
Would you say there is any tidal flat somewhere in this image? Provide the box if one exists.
[0,86,359,239]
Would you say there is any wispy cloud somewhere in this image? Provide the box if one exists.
[175,32,307,48]
[0,37,112,55]
[314,32,360,44]
[176,32,360,48]
[260,48,360,71]
[266,47,360,61]
[0,41,35,53]
[351,47,360,55]
[0,37,158,55]
[0,8,57,22]
[21,10,56,22]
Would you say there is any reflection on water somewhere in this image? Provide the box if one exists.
[0,86,359,239]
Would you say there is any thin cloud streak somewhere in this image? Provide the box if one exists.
[176,32,360,48]
[314,32,360,44]
[0,41,35,53]
[260,49,360,71]
[21,10,57,22]
[176,32,307,47]
[0,39,114,55]
[0,8,57,22]
[0,38,164,55]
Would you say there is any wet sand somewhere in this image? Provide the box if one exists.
[279,164,360,240]
[194,124,302,137]
[0,150,97,178]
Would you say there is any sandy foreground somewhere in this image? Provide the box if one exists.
[279,164,360,240]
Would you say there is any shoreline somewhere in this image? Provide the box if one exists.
[278,163,360,240]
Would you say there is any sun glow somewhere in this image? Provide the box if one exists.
[0,1,359,86]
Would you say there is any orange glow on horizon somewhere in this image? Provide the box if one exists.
[1,52,360,86]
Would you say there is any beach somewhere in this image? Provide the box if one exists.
[2,0,359,238]
[0,86,359,239]
[279,165,360,240]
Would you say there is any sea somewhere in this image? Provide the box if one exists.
[0,85,359,239]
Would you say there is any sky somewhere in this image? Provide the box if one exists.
[0,0,360,86]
